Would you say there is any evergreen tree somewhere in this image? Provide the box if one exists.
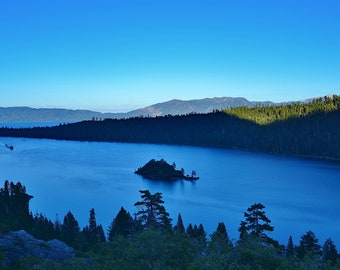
[286,235,295,258]
[88,208,97,232]
[30,213,56,241]
[0,181,33,232]
[241,203,274,240]
[173,213,185,235]
[209,222,232,254]
[186,224,207,254]
[322,238,338,266]
[296,230,321,259]
[83,208,106,248]
[96,224,106,243]
[61,211,80,247]
[197,224,207,241]
[186,223,194,237]
[238,220,248,240]
[54,214,62,240]
[108,207,134,240]
[134,190,172,231]
[211,222,229,242]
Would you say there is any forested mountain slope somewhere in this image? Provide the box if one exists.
[224,94,339,125]
[0,96,339,160]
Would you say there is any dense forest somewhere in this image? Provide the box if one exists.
[0,96,339,160]
[1,181,339,269]
[224,95,340,125]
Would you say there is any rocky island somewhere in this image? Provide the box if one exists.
[135,159,199,181]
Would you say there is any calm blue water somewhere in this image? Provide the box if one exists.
[0,137,339,247]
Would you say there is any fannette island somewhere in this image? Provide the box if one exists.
[135,159,199,181]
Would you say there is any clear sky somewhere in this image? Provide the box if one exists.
[1,0,339,112]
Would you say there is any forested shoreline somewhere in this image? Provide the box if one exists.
[0,96,339,161]
[1,181,339,269]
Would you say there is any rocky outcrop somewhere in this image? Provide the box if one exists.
[0,230,75,266]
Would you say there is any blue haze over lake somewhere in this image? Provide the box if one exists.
[0,137,339,246]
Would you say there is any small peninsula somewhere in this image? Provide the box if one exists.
[135,159,199,181]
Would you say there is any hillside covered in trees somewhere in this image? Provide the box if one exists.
[0,96,339,160]
[1,181,339,269]
[224,94,340,125]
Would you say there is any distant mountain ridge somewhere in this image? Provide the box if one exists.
[0,107,119,123]
[0,96,327,123]
[125,97,274,118]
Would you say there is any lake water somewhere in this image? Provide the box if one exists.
[0,137,339,247]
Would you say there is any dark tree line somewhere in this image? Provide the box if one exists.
[0,181,33,232]
[1,181,340,269]
[0,96,339,160]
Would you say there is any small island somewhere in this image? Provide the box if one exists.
[135,159,199,181]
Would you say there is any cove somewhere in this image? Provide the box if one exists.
[0,137,339,247]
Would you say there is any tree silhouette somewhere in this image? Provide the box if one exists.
[286,235,295,258]
[322,238,338,266]
[134,190,172,231]
[173,213,185,235]
[61,211,80,247]
[83,208,106,248]
[240,203,274,240]
[108,207,134,240]
[0,181,33,232]
[296,230,321,259]
[209,222,232,254]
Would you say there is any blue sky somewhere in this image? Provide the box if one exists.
[1,0,339,112]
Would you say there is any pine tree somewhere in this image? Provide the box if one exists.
[30,213,55,241]
[173,213,185,235]
[186,223,194,237]
[296,231,321,259]
[238,221,248,240]
[241,203,274,239]
[286,235,295,258]
[96,224,106,243]
[209,222,232,255]
[61,211,80,247]
[322,238,338,266]
[88,208,97,233]
[54,214,61,239]
[0,181,33,232]
[134,190,172,231]
[83,208,106,248]
[108,207,134,240]
[211,222,229,243]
